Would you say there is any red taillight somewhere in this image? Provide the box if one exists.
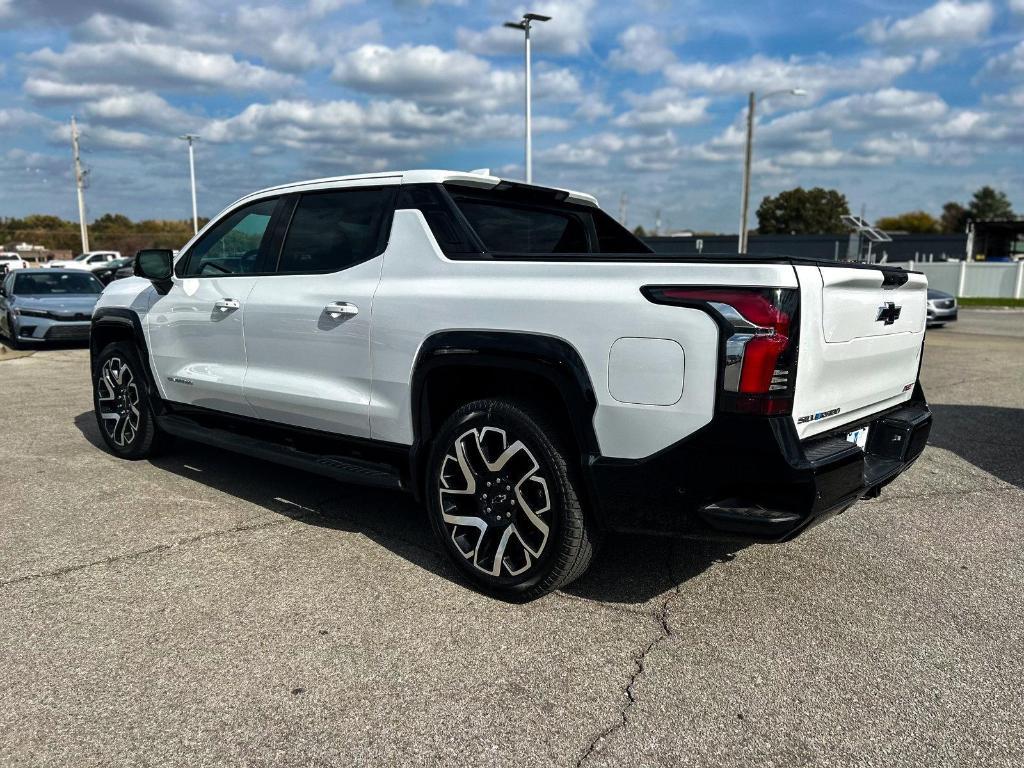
[643,286,799,415]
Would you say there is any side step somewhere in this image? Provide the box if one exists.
[157,414,403,490]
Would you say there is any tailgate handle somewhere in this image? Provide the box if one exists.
[881,271,909,288]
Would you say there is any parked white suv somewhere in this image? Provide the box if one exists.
[90,170,932,599]
[47,251,122,271]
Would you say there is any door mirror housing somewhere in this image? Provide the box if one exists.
[134,249,174,282]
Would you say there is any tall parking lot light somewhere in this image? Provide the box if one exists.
[178,134,200,235]
[738,88,807,253]
[504,12,551,185]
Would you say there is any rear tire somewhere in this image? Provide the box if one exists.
[92,342,169,459]
[425,398,598,601]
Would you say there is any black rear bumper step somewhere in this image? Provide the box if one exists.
[157,413,403,490]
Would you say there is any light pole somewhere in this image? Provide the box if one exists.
[178,134,200,235]
[738,88,807,253]
[504,12,551,184]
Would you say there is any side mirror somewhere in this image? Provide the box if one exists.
[134,249,174,282]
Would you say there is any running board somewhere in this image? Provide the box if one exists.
[157,414,403,490]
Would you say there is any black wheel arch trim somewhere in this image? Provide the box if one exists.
[408,330,601,510]
[90,307,159,399]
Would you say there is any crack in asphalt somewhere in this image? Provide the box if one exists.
[576,541,684,767]
[0,511,307,590]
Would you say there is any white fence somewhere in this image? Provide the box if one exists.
[909,260,1024,298]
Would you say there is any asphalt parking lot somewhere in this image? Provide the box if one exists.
[1,309,1022,767]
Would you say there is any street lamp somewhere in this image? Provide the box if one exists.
[504,12,551,185]
[737,88,807,253]
[178,134,200,235]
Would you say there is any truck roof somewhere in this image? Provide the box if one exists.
[238,169,600,209]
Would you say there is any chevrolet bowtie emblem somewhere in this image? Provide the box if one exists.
[876,301,902,325]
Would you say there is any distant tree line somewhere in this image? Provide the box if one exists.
[752,185,1015,236]
[0,213,209,255]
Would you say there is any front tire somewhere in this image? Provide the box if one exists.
[426,399,598,601]
[3,313,20,350]
[93,342,168,459]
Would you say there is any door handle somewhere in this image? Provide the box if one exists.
[214,298,240,312]
[324,302,358,319]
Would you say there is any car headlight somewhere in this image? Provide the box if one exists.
[14,308,51,318]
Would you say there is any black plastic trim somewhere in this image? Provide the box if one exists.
[408,330,600,511]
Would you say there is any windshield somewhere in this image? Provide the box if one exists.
[13,271,103,295]
[72,253,91,261]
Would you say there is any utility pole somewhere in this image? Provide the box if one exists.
[737,88,807,254]
[71,116,89,254]
[505,13,551,184]
[655,208,662,236]
[619,191,628,228]
[179,134,200,234]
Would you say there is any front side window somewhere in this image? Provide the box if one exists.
[277,188,391,273]
[182,198,277,277]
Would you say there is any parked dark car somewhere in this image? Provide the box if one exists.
[0,269,104,348]
[926,289,958,327]
[94,257,135,285]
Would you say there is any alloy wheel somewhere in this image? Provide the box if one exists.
[96,356,141,448]
[438,426,552,578]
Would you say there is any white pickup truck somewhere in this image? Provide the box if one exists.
[90,170,932,600]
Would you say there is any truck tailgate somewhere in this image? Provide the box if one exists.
[792,265,926,439]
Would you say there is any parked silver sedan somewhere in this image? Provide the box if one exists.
[0,269,104,349]
[927,288,958,327]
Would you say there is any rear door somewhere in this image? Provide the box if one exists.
[147,196,281,416]
[791,264,927,439]
[241,184,395,437]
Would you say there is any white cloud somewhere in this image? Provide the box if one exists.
[983,41,1024,78]
[27,41,296,91]
[664,53,916,96]
[608,24,676,73]
[859,1,994,48]
[24,78,125,101]
[1011,0,1024,13]
[331,43,581,109]
[613,89,709,130]
[930,109,1009,140]
[0,108,53,131]
[82,91,194,130]
[456,0,595,56]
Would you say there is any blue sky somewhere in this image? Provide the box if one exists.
[0,0,1022,233]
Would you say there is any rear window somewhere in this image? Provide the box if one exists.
[448,186,650,256]
[14,271,103,295]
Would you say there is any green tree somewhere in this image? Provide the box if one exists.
[967,186,1014,221]
[940,202,968,234]
[876,211,940,234]
[632,225,648,237]
[755,187,851,235]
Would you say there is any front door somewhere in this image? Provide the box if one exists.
[242,186,395,437]
[146,196,280,416]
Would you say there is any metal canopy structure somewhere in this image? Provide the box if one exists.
[843,215,892,263]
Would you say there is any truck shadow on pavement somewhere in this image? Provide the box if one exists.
[74,411,740,605]
[926,404,1024,490]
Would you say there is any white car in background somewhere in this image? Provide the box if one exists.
[46,251,122,271]
[0,252,28,273]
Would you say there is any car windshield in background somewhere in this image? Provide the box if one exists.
[14,272,103,295]
[448,186,651,256]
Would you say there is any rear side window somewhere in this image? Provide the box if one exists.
[183,198,278,277]
[277,188,391,273]
[454,199,589,253]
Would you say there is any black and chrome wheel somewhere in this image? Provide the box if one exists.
[92,342,168,459]
[426,399,598,600]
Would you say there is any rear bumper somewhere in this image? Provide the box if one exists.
[927,307,958,324]
[587,389,932,541]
